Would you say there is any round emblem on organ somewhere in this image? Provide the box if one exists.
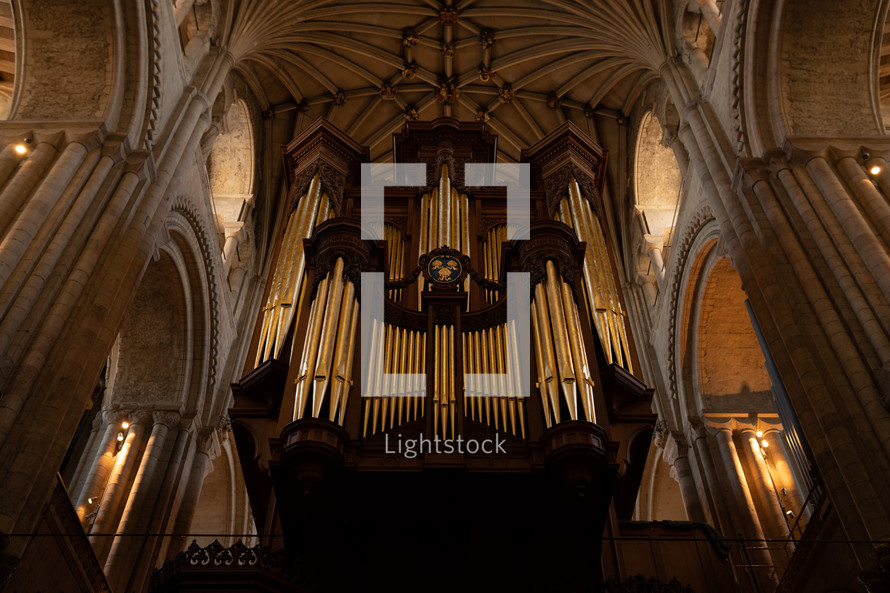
[427,255,462,283]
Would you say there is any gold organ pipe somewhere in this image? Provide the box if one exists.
[438,164,451,247]
[544,260,578,420]
[294,275,329,420]
[488,327,500,430]
[560,279,595,423]
[328,281,356,422]
[449,325,456,440]
[533,287,561,424]
[418,193,430,305]
[503,323,516,434]
[530,303,553,428]
[462,332,472,421]
[419,331,427,418]
[478,329,491,426]
[566,179,611,363]
[396,328,406,424]
[362,319,380,436]
[461,194,471,299]
[494,325,507,430]
[336,299,359,425]
[373,323,391,433]
[257,178,325,367]
[433,325,440,438]
[509,320,527,437]
[450,186,459,250]
[312,258,346,417]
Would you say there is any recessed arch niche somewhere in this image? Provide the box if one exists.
[104,251,188,409]
[695,258,772,411]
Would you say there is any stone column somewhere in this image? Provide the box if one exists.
[713,427,776,589]
[67,412,103,501]
[696,0,722,35]
[89,410,151,563]
[73,410,126,526]
[689,422,732,532]
[739,427,792,572]
[104,411,179,590]
[165,429,215,559]
[664,433,705,523]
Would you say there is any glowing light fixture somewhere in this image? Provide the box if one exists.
[761,439,769,448]
[121,421,129,430]
[14,144,27,155]
[755,430,763,438]
[117,432,124,442]
[870,165,881,175]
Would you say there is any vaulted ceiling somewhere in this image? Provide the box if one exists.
[225,0,673,161]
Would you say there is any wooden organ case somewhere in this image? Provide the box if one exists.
[231,118,655,593]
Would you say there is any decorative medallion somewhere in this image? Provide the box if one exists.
[427,254,462,283]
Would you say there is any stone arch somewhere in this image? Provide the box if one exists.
[694,258,772,408]
[667,212,718,423]
[165,212,213,416]
[102,206,217,416]
[627,106,684,310]
[104,250,188,410]
[633,109,682,247]
[208,97,255,223]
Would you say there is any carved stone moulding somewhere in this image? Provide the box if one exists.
[511,219,585,298]
[306,218,371,300]
[282,118,370,216]
[392,117,498,190]
[521,120,608,218]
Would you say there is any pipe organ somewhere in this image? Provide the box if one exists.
[231,118,655,593]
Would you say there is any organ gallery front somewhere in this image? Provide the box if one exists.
[228,118,732,592]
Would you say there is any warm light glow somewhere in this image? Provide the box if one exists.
[870,165,881,175]
[755,430,763,438]
[121,421,129,430]
[761,439,769,448]
[117,432,124,442]
[14,144,27,155]
[87,497,94,504]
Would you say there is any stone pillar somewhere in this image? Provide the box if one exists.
[696,0,722,35]
[664,433,705,523]
[128,420,195,592]
[689,422,732,532]
[165,429,215,559]
[89,410,151,563]
[104,411,179,591]
[713,427,777,588]
[67,412,103,501]
[74,410,126,526]
[739,427,792,572]
[644,236,665,286]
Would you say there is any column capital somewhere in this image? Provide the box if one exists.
[152,410,181,429]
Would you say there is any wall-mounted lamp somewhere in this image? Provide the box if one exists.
[14,138,31,155]
[863,152,881,175]
[760,439,769,448]
[755,430,763,438]
[116,432,124,442]
[785,510,795,519]
[121,421,129,430]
